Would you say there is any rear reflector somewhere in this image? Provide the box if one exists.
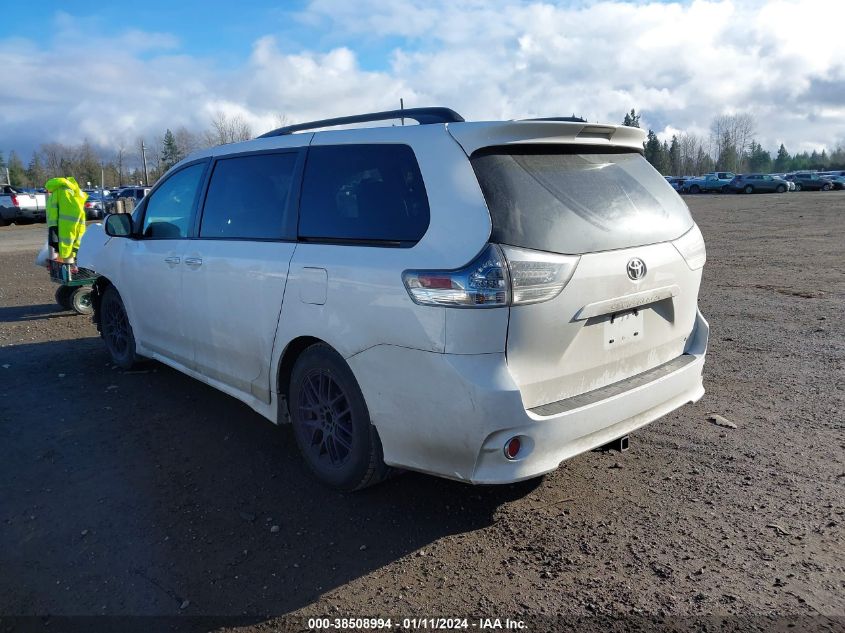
[504,437,521,460]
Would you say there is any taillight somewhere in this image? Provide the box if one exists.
[85,202,93,208]
[10,195,18,206]
[672,223,706,270]
[402,244,580,308]
[500,245,580,305]
[403,244,509,307]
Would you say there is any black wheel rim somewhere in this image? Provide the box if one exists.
[296,369,354,468]
[103,297,129,357]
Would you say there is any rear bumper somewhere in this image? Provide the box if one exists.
[349,310,709,484]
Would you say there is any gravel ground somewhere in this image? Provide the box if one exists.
[0,194,843,632]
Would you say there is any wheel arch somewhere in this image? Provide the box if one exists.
[91,276,115,331]
[275,335,329,423]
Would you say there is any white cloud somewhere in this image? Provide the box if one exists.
[1,1,844,160]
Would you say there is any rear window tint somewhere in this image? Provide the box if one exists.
[471,147,693,255]
[299,144,429,245]
[200,152,297,240]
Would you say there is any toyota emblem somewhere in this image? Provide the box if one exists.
[627,258,646,280]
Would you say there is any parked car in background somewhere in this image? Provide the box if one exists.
[772,175,795,192]
[682,172,736,194]
[785,173,833,191]
[728,174,788,194]
[665,176,687,191]
[117,187,151,201]
[821,175,845,190]
[79,107,709,490]
[0,185,47,225]
[83,191,109,219]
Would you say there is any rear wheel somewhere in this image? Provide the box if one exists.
[289,344,390,490]
[689,185,700,194]
[744,185,754,194]
[55,285,73,310]
[822,183,831,191]
[794,183,803,191]
[721,185,729,193]
[776,185,786,193]
[100,285,137,369]
[71,287,93,315]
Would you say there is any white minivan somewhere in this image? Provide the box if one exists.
[79,107,709,490]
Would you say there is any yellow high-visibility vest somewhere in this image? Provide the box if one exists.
[45,177,88,259]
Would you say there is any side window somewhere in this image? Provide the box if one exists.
[299,144,430,244]
[200,152,297,240]
[142,162,206,239]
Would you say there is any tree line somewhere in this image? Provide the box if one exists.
[2,109,843,189]
[623,108,845,176]
[0,112,255,189]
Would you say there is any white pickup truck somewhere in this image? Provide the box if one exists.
[0,185,48,226]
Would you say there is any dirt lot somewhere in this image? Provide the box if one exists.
[0,193,843,632]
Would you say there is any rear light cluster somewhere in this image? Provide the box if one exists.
[402,243,580,308]
[10,195,18,207]
[672,223,706,270]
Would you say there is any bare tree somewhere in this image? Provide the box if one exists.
[710,113,756,172]
[203,112,253,147]
[173,126,201,158]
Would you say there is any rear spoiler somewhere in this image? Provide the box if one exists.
[446,120,647,156]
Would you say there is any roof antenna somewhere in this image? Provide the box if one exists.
[400,98,405,126]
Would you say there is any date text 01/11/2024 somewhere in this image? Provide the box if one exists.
[307,617,527,630]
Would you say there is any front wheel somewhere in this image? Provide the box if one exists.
[794,183,803,191]
[289,344,390,490]
[822,183,831,191]
[744,185,754,194]
[100,285,137,369]
[721,185,729,193]
[689,185,700,194]
[776,185,786,193]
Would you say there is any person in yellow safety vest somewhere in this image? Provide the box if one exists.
[45,177,88,263]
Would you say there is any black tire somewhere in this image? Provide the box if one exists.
[100,285,137,369]
[289,343,390,490]
[689,185,700,194]
[776,185,786,193]
[744,185,754,194]
[794,183,803,192]
[71,286,93,315]
[55,285,73,310]
[721,185,729,193]
[822,183,831,191]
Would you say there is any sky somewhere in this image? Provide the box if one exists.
[1,0,844,161]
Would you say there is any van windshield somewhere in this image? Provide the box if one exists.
[470,147,693,254]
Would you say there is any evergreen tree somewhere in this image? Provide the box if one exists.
[26,152,46,189]
[622,108,641,128]
[644,130,666,172]
[161,129,180,171]
[747,142,772,173]
[7,151,27,187]
[669,135,681,176]
[773,144,790,172]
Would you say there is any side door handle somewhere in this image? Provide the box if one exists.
[164,256,181,265]
[184,257,203,267]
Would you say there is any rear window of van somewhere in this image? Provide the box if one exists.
[471,147,693,255]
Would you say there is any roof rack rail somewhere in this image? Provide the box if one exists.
[522,116,588,123]
[258,107,465,138]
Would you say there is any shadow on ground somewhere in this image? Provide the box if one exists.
[0,336,540,629]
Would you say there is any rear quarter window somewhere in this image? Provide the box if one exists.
[471,146,693,255]
[298,144,430,245]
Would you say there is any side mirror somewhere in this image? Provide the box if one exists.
[105,213,133,237]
